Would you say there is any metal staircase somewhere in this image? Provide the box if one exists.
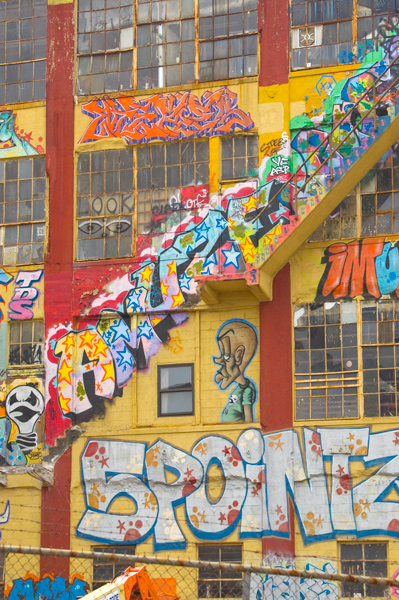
[250,54,399,298]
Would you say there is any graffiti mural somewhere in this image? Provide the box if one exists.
[247,563,337,600]
[5,573,88,600]
[316,238,399,301]
[0,500,10,540]
[213,320,258,423]
[77,426,399,549]
[0,110,42,158]
[79,87,254,145]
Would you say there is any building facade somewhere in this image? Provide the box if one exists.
[0,0,399,598]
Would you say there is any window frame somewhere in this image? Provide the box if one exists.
[8,319,45,370]
[157,362,194,417]
[220,134,259,184]
[0,155,47,267]
[76,0,258,95]
[75,139,211,261]
[92,545,136,591]
[340,542,388,598]
[197,544,243,600]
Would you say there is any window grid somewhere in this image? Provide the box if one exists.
[77,0,258,95]
[309,145,399,243]
[198,545,242,599]
[221,135,259,182]
[77,0,134,95]
[76,140,209,260]
[341,543,388,598]
[294,302,359,420]
[136,0,195,90]
[291,0,353,69]
[0,0,47,104]
[136,140,209,235]
[92,546,135,590]
[8,320,44,366]
[199,0,257,82]
[362,300,399,417]
[0,156,46,266]
[76,148,135,261]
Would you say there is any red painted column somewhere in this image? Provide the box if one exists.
[260,264,295,561]
[41,1,75,576]
[258,0,290,87]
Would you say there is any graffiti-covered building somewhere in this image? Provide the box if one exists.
[2,0,399,598]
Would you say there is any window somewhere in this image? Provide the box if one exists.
[158,363,194,416]
[76,148,134,260]
[198,545,242,599]
[0,157,46,265]
[8,321,44,366]
[77,0,258,95]
[199,0,257,82]
[308,145,399,243]
[77,0,133,96]
[357,1,399,62]
[294,302,359,419]
[341,543,388,598]
[221,135,258,182]
[291,0,353,69]
[136,140,209,234]
[0,0,47,104]
[362,300,399,417]
[93,546,135,590]
[76,141,209,260]
[136,0,195,90]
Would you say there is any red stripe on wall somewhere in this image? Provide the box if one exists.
[258,0,290,87]
[260,264,295,560]
[41,1,75,575]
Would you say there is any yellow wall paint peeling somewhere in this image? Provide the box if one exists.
[48,0,73,4]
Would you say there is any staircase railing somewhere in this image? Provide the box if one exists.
[248,53,399,225]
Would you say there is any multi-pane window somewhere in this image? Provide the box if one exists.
[357,1,399,61]
[294,302,359,419]
[158,363,194,416]
[341,543,388,598]
[0,157,46,265]
[291,0,353,69]
[8,321,44,366]
[76,148,134,261]
[77,0,134,95]
[309,148,399,243]
[76,141,209,259]
[92,546,135,590]
[221,135,259,182]
[295,300,399,420]
[198,545,242,599]
[199,0,257,81]
[77,0,258,95]
[137,0,195,90]
[136,140,209,234]
[0,0,47,104]
[362,300,399,417]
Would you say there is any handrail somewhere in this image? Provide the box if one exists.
[249,52,399,224]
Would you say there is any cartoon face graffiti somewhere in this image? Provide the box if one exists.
[5,384,44,453]
[213,320,258,423]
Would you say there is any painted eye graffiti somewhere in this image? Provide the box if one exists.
[78,219,132,237]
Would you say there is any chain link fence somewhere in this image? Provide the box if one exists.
[0,546,398,600]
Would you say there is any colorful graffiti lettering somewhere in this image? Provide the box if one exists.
[5,574,88,600]
[8,270,43,320]
[49,310,187,426]
[0,110,41,158]
[78,426,399,549]
[0,269,13,323]
[315,238,399,301]
[248,563,337,600]
[213,320,258,423]
[79,87,254,145]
